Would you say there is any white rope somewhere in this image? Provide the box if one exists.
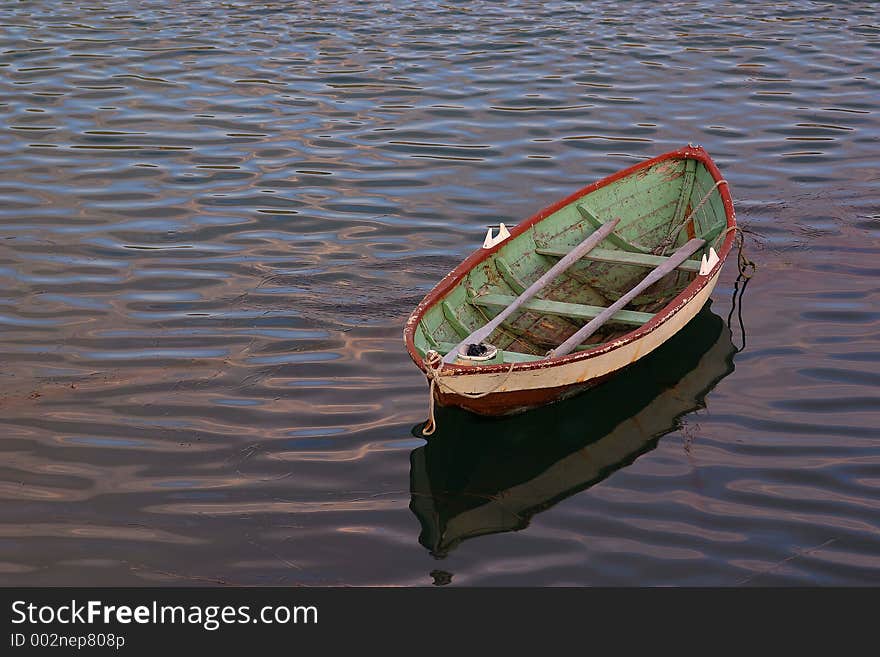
[655,179,728,255]
[421,350,516,436]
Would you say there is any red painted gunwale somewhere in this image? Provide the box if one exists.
[403,145,737,378]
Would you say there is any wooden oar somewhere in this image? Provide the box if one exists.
[548,237,706,358]
[442,217,621,364]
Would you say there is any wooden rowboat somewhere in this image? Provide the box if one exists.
[404,145,737,418]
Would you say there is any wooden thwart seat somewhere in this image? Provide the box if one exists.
[471,294,654,327]
[548,237,706,358]
[535,245,702,273]
[576,204,651,254]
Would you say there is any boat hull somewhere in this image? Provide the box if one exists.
[405,146,737,417]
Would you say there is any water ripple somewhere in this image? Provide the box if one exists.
[0,0,878,586]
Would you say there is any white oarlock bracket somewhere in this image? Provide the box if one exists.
[699,247,719,276]
[483,223,511,249]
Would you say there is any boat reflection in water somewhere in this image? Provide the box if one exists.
[409,303,737,558]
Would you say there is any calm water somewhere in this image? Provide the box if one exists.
[1,1,878,586]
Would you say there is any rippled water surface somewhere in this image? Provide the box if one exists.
[1,1,879,586]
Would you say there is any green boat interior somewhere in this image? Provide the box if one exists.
[413,156,729,364]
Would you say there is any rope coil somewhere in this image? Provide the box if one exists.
[421,350,516,436]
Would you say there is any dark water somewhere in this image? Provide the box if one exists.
[1,1,878,586]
